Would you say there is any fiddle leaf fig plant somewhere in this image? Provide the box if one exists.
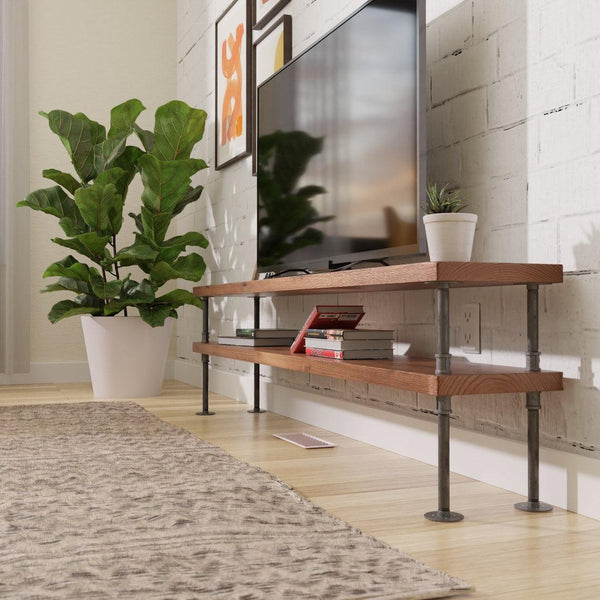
[18,99,209,327]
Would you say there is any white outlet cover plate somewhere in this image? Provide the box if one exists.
[461,303,481,354]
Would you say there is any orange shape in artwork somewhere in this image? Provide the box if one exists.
[221,23,244,147]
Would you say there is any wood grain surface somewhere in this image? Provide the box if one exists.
[193,262,563,298]
[193,344,563,396]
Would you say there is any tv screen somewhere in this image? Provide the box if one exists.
[256,0,425,274]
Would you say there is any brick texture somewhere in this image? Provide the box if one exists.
[177,0,600,460]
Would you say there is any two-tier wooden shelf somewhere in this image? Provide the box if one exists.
[193,262,564,522]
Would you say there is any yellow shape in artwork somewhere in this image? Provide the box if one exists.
[273,32,285,72]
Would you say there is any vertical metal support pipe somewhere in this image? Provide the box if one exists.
[526,392,541,502]
[196,296,215,416]
[426,284,463,522]
[249,296,265,413]
[515,285,552,512]
[437,396,452,512]
[526,284,540,372]
[435,284,451,375]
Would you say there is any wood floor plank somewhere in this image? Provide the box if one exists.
[1,380,598,599]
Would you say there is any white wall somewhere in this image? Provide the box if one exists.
[25,0,177,376]
[175,0,600,520]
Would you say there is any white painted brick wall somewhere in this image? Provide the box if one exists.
[176,0,600,461]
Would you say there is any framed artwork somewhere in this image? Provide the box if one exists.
[253,0,291,30]
[215,0,252,170]
[252,14,292,174]
[254,14,292,88]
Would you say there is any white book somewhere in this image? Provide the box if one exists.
[304,338,393,351]
[236,328,298,338]
[217,336,294,347]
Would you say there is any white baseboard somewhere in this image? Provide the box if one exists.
[0,360,175,385]
[195,364,600,522]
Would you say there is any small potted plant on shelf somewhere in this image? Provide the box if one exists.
[18,99,209,398]
[422,182,477,262]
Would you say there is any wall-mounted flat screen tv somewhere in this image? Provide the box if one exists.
[256,0,425,274]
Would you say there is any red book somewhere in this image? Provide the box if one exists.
[290,305,365,354]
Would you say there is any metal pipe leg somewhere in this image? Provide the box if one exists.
[515,392,552,512]
[426,284,463,522]
[435,284,451,375]
[515,285,552,512]
[425,397,464,522]
[249,296,266,413]
[196,296,215,416]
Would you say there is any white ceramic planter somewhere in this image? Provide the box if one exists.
[423,213,478,262]
[81,315,173,398]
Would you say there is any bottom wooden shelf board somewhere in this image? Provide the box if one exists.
[192,343,563,397]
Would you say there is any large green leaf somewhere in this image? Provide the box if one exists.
[108,99,145,138]
[52,232,111,264]
[137,304,177,327]
[90,278,124,300]
[172,185,204,217]
[93,135,128,174]
[48,297,103,324]
[155,289,203,310]
[17,186,79,221]
[149,253,206,286]
[58,216,88,237]
[134,124,154,153]
[152,100,207,161]
[42,169,82,195]
[41,277,91,295]
[94,98,144,172]
[74,182,122,234]
[109,240,159,266]
[42,110,106,183]
[43,255,101,283]
[138,154,206,216]
[93,168,129,234]
[157,232,209,263]
[104,278,156,315]
[112,146,144,198]
[140,207,171,244]
[128,211,143,234]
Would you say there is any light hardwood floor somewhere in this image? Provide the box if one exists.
[1,380,599,599]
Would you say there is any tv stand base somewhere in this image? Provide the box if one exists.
[424,510,464,523]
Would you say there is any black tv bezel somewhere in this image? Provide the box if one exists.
[255,0,427,275]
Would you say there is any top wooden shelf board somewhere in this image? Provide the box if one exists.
[193,262,563,298]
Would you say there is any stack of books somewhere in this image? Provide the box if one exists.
[304,328,394,360]
[290,304,394,359]
[290,305,366,353]
[218,328,298,346]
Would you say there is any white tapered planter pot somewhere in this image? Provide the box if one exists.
[81,316,173,398]
[423,213,478,262]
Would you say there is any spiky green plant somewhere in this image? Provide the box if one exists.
[425,182,467,214]
[17,99,209,327]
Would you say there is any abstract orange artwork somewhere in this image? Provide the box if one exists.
[216,0,251,169]
[220,23,244,146]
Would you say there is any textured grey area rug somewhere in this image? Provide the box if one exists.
[0,402,471,599]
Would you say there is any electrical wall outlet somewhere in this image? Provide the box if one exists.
[460,303,481,354]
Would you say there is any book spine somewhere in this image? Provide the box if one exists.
[305,347,342,359]
[235,329,256,338]
[305,329,346,340]
[290,306,319,353]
